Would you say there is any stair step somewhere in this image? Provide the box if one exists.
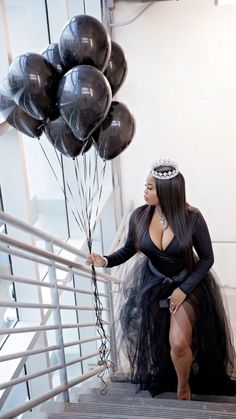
[68,399,236,415]
[47,377,236,418]
[89,387,152,398]
[75,394,236,413]
[110,374,236,403]
[155,392,236,404]
[48,400,236,418]
[74,381,236,404]
[78,393,150,403]
[111,372,130,382]
[50,413,138,419]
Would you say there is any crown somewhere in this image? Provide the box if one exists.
[150,159,179,180]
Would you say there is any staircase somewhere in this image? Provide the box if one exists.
[24,375,236,419]
[1,209,236,419]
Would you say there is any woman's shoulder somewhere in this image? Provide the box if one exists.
[187,205,207,230]
[133,204,148,213]
[187,205,200,216]
[130,205,149,222]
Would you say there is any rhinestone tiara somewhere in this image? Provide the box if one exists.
[150,159,179,180]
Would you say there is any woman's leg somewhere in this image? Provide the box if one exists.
[169,303,195,400]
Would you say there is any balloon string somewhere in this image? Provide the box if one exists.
[86,159,111,388]
[44,0,52,43]
[88,150,92,206]
[87,150,99,224]
[74,151,111,387]
[94,160,106,223]
[83,151,92,231]
[87,236,113,391]
[40,140,112,387]
[52,146,87,233]
[83,151,88,218]
[38,139,84,234]
[83,0,86,15]
[74,158,89,238]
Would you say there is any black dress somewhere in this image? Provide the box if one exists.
[105,205,236,396]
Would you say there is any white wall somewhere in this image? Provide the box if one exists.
[113,0,236,285]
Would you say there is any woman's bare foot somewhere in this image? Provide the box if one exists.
[177,383,191,400]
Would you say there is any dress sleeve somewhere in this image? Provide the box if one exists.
[179,211,214,295]
[104,212,137,268]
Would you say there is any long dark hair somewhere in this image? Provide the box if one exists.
[134,164,194,272]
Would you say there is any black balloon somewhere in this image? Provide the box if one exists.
[8,53,60,121]
[93,101,135,160]
[0,80,43,138]
[44,116,92,158]
[104,41,127,96]
[58,65,112,141]
[41,43,66,75]
[59,14,111,72]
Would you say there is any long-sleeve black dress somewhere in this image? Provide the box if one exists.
[105,205,236,396]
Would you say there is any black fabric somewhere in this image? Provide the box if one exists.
[118,257,236,396]
[105,207,214,295]
[105,206,236,396]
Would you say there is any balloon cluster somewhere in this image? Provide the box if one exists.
[0,15,135,160]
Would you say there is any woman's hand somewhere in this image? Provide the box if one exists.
[169,288,187,314]
[86,253,106,267]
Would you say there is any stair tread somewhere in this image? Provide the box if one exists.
[115,381,236,403]
[75,394,236,411]
[88,388,152,398]
[156,392,236,404]
[48,400,236,419]
[110,374,236,403]
[111,372,130,382]
[72,381,236,404]
[50,415,145,419]
[47,375,236,418]
[78,392,151,401]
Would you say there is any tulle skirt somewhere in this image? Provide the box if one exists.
[118,255,236,396]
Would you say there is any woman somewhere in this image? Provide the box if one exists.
[87,159,236,400]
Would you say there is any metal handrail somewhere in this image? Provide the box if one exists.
[0,301,110,311]
[0,349,109,391]
[0,210,85,258]
[0,322,110,335]
[0,273,109,296]
[0,365,109,419]
[0,203,133,417]
[0,335,109,362]
[0,245,112,284]
[0,233,122,284]
[0,245,114,284]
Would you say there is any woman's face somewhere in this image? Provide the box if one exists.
[144,175,159,206]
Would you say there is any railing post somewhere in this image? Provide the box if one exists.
[107,281,118,372]
[45,240,69,403]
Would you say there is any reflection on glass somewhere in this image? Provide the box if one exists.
[22,133,69,242]
[0,372,29,413]
[0,244,17,346]
[0,12,9,77]
[6,0,48,56]
[101,200,116,254]
[81,87,93,96]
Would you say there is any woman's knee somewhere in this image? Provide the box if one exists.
[169,334,189,355]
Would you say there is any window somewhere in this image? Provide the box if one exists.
[0,188,18,347]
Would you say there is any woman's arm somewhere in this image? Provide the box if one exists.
[179,211,214,295]
[87,212,137,268]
